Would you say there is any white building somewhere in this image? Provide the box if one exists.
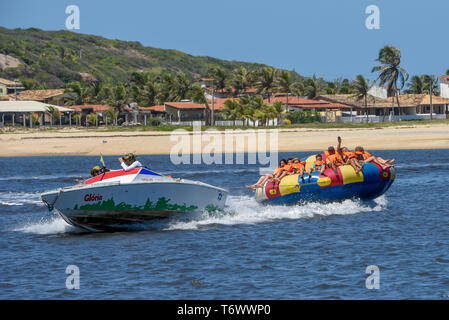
[439,76,449,98]
[368,86,388,98]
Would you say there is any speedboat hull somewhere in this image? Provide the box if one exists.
[41,168,228,231]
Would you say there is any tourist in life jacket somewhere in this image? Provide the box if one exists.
[277,157,306,181]
[325,137,344,177]
[354,146,394,170]
[118,153,143,171]
[274,158,296,181]
[341,146,363,173]
[246,159,288,190]
[306,154,326,177]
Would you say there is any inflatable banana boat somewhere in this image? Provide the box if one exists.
[255,154,395,205]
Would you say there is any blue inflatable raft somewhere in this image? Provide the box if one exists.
[255,153,395,205]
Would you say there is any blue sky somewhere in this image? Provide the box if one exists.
[1,0,448,82]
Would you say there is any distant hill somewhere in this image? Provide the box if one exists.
[0,27,302,89]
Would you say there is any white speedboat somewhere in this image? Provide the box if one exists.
[40,167,228,231]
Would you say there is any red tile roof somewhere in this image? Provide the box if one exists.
[67,104,114,112]
[165,102,206,109]
[439,76,449,79]
[140,105,166,112]
[265,96,329,105]
[17,89,65,101]
[207,98,239,111]
[204,87,258,94]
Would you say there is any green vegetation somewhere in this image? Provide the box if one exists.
[77,197,198,212]
[371,46,409,114]
[1,28,447,128]
[286,110,321,124]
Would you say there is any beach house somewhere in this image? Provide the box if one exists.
[0,78,24,98]
[439,76,449,99]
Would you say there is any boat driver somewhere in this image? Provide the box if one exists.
[119,153,143,171]
[90,166,110,177]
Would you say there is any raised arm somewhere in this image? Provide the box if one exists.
[337,136,342,155]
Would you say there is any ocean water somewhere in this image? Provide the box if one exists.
[1,150,449,299]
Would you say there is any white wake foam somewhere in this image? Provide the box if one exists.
[165,195,388,231]
[12,213,80,235]
[0,191,42,206]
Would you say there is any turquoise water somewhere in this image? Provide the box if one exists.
[1,150,448,299]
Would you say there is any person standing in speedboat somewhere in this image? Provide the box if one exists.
[118,153,143,171]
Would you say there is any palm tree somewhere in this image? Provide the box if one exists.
[262,104,277,126]
[86,112,99,127]
[272,101,284,125]
[65,81,90,105]
[276,70,294,107]
[73,113,82,126]
[109,84,129,111]
[421,75,439,96]
[255,67,278,102]
[304,74,323,99]
[105,108,119,126]
[229,67,251,96]
[371,46,409,116]
[171,74,191,101]
[446,69,449,76]
[422,75,439,120]
[187,83,206,103]
[45,106,60,127]
[352,75,372,123]
[221,99,240,126]
[206,67,227,92]
[406,75,425,94]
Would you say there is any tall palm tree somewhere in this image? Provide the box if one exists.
[262,104,277,126]
[45,106,60,127]
[206,67,227,92]
[229,67,251,96]
[304,74,323,99]
[86,112,98,127]
[171,74,191,101]
[105,108,119,126]
[221,99,240,126]
[272,101,284,125]
[352,75,372,123]
[371,46,409,116]
[421,74,439,96]
[255,67,278,102]
[406,75,425,94]
[276,70,294,107]
[65,81,90,105]
[73,113,82,126]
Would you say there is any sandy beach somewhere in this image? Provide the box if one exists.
[1,124,449,157]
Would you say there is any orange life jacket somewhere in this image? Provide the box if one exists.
[314,160,325,167]
[326,153,343,165]
[291,162,305,172]
[355,151,372,160]
[273,164,290,175]
[343,151,358,159]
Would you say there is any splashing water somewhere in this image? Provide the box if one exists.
[0,191,43,206]
[12,213,80,235]
[11,195,387,235]
[165,195,388,231]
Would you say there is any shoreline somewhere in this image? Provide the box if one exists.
[2,124,449,157]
